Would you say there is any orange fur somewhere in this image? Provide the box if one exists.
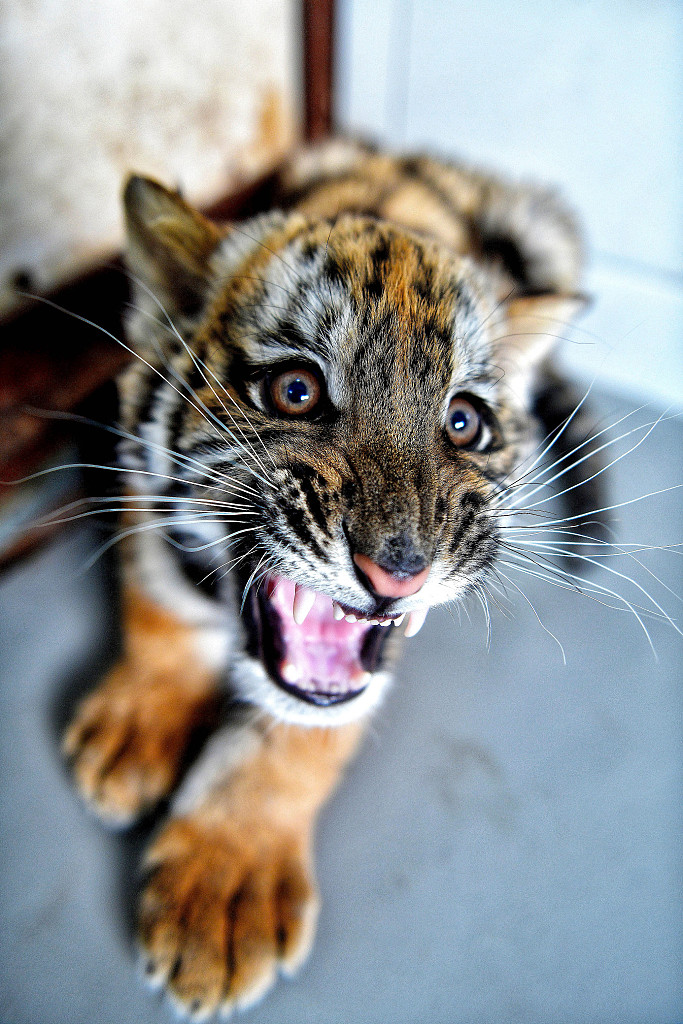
[64,587,221,824]
[65,581,365,1007]
[63,139,594,1017]
[139,720,363,1012]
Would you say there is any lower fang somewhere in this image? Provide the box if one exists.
[281,661,301,683]
[404,608,428,638]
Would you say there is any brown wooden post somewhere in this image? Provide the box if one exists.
[302,0,336,140]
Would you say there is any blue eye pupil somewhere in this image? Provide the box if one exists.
[287,379,309,404]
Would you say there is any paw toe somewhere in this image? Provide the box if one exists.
[276,865,320,975]
[225,883,278,1008]
[137,821,319,1015]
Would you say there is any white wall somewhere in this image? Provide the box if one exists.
[0,0,299,317]
[335,0,683,407]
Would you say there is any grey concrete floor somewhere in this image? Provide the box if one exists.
[1,392,681,1024]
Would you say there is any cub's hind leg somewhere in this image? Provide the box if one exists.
[64,585,223,826]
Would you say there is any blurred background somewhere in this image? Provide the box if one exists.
[336,0,683,407]
[0,2,681,1023]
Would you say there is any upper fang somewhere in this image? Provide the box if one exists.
[404,607,428,638]
[292,585,316,625]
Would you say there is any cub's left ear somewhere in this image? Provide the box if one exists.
[493,292,590,388]
[123,175,222,316]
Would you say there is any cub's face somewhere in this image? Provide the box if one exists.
[122,178,578,725]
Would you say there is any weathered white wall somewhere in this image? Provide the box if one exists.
[0,0,300,316]
[336,0,683,406]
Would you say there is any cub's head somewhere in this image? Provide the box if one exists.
[120,176,583,725]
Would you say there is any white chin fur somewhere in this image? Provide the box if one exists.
[229,653,393,726]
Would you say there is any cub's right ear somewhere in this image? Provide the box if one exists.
[123,175,221,317]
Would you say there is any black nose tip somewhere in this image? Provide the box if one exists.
[374,532,429,580]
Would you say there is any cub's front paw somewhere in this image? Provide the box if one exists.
[63,663,218,826]
[138,816,319,1018]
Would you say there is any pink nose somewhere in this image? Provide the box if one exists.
[353,553,430,598]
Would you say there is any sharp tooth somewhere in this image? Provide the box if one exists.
[333,602,345,621]
[292,585,316,626]
[404,607,428,638]
[392,613,405,627]
[281,661,301,683]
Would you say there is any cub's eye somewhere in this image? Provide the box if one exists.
[445,394,485,449]
[268,366,322,417]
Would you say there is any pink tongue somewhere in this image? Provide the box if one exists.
[267,578,370,694]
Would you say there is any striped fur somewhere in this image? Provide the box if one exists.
[117,141,595,725]
[63,141,606,1016]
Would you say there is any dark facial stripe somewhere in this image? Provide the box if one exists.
[448,490,487,557]
[277,499,327,562]
[288,463,334,538]
[268,519,320,568]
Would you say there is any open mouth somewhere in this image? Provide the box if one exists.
[244,575,415,707]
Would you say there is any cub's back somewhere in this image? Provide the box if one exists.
[276,138,583,298]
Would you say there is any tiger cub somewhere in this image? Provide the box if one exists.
[63,138,599,1016]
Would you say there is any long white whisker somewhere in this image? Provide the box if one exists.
[20,405,261,500]
[498,380,596,489]
[38,505,253,531]
[163,524,259,554]
[240,552,273,612]
[507,535,683,558]
[496,557,638,613]
[500,484,683,531]
[200,546,257,586]
[472,585,492,647]
[3,459,254,502]
[79,513,250,570]
[493,568,566,662]
[126,283,276,477]
[508,542,681,637]
[501,398,651,500]
[508,411,672,511]
[499,552,661,654]
[515,536,683,608]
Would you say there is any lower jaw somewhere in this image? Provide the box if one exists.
[269,624,388,708]
[260,669,392,728]
[274,675,370,707]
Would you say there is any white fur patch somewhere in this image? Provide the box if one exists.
[172,719,262,815]
[132,514,232,672]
